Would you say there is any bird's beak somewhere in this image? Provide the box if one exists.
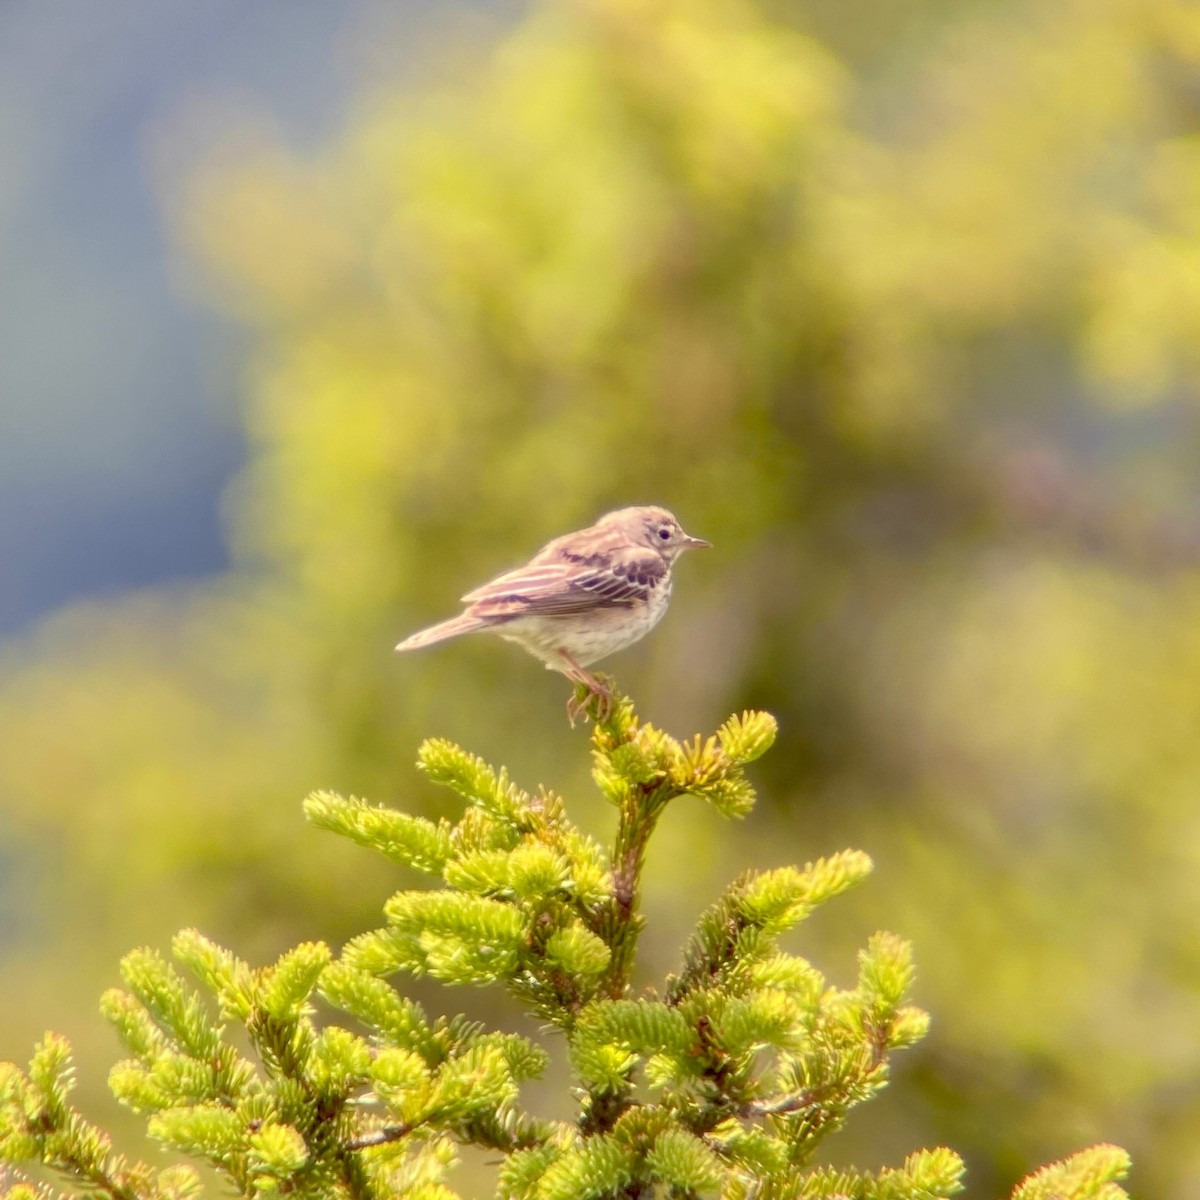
[682,534,712,549]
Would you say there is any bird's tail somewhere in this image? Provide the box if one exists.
[395,612,489,652]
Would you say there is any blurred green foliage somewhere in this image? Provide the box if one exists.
[3,0,1200,1196]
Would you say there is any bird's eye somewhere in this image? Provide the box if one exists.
[657,527,671,541]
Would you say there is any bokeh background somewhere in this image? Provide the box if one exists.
[3,0,1200,1195]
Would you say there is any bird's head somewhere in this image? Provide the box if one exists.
[602,506,712,561]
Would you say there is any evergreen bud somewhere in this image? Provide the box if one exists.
[148,1105,242,1159]
[717,710,778,764]
[247,1121,309,1179]
[307,1027,372,1094]
[1011,1144,1132,1200]
[544,923,611,976]
[647,1126,724,1192]
[261,942,331,1021]
[172,929,255,1022]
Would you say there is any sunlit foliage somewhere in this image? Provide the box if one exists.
[0,695,1128,1199]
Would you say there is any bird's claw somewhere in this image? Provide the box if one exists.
[567,677,616,727]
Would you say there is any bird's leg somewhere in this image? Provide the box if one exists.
[558,651,615,725]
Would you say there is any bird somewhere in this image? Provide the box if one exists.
[395,505,710,720]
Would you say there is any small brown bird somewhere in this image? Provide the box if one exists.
[395,505,710,718]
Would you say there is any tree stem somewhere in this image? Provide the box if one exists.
[602,782,668,999]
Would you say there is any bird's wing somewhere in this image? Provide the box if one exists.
[461,545,665,617]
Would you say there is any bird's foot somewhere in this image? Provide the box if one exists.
[566,674,616,727]
[558,651,617,726]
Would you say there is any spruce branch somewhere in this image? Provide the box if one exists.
[0,686,1133,1200]
[587,695,776,1004]
[345,1123,413,1151]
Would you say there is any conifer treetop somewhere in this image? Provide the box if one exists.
[0,687,1132,1200]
